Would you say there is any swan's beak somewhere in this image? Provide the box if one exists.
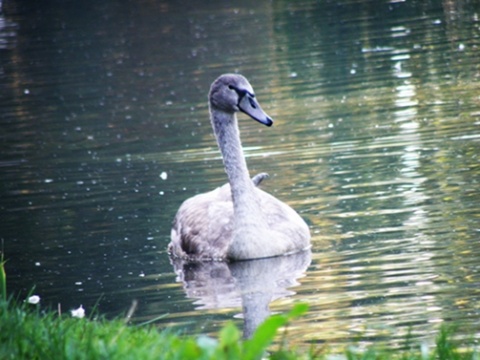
[238,94,273,127]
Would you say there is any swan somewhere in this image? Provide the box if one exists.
[168,74,310,261]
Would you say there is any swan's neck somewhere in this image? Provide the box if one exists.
[211,109,266,227]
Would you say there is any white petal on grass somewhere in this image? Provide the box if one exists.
[71,305,85,318]
[27,295,40,304]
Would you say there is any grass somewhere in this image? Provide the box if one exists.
[0,255,6,303]
[1,299,478,360]
[0,260,478,359]
[0,299,308,360]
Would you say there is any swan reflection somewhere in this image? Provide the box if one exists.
[170,250,311,338]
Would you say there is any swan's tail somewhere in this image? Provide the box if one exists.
[252,172,269,186]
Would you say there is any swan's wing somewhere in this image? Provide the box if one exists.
[255,188,311,248]
[169,184,234,260]
[169,175,276,260]
[169,174,271,260]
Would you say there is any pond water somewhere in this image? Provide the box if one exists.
[2,0,480,350]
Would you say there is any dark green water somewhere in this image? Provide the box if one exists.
[1,0,479,349]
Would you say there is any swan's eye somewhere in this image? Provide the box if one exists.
[228,85,247,97]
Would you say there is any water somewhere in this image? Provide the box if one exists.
[2,0,480,350]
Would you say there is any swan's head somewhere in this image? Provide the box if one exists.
[209,74,273,127]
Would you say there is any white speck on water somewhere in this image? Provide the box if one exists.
[160,171,168,180]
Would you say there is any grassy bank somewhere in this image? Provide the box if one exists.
[0,298,478,360]
[2,299,309,360]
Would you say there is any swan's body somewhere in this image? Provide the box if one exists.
[168,74,310,261]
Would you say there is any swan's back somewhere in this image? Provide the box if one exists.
[169,183,310,261]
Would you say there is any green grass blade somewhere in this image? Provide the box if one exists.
[0,254,6,302]
[243,303,309,360]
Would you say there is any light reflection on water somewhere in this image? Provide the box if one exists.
[1,0,480,350]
